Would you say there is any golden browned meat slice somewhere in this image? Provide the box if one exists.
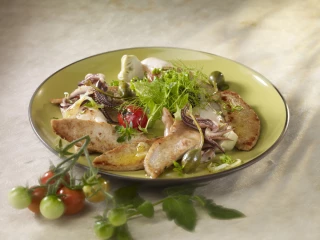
[144,120,200,178]
[219,90,260,151]
[51,118,148,153]
[93,139,157,171]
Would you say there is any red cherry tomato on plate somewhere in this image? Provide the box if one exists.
[117,105,148,129]
[58,186,85,215]
[28,186,47,214]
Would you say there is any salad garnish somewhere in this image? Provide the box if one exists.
[127,66,208,131]
[115,124,137,143]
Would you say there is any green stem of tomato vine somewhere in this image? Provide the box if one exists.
[83,147,97,177]
[45,136,91,192]
[83,145,115,205]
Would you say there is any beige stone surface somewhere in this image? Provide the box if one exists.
[1,0,320,239]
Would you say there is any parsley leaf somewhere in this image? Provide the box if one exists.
[231,105,243,112]
[115,125,136,143]
[172,161,184,176]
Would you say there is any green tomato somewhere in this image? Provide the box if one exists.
[137,201,154,218]
[8,186,31,209]
[83,178,110,203]
[40,195,65,220]
[107,208,127,226]
[94,221,115,239]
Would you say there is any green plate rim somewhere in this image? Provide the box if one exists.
[28,46,290,185]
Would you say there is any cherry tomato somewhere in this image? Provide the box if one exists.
[8,186,31,209]
[28,186,47,214]
[40,170,70,187]
[94,221,115,239]
[40,195,65,220]
[117,105,148,129]
[107,208,127,226]
[83,178,110,203]
[58,186,85,215]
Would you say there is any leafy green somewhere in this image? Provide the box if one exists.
[162,196,197,231]
[219,154,236,164]
[110,80,120,86]
[220,101,243,113]
[113,185,144,208]
[115,224,133,240]
[163,184,202,196]
[231,105,243,112]
[82,97,104,109]
[172,161,184,176]
[129,67,208,130]
[115,125,137,143]
[207,154,241,173]
[196,196,245,219]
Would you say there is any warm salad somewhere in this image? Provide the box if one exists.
[51,55,260,178]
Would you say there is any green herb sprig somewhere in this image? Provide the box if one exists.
[219,154,237,164]
[94,184,245,239]
[115,124,137,143]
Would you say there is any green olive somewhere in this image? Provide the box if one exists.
[181,148,201,173]
[209,71,229,90]
[118,81,131,98]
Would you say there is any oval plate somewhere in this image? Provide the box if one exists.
[29,47,289,185]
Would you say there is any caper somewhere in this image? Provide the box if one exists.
[181,148,201,173]
[219,83,229,91]
[209,71,229,90]
[118,81,131,98]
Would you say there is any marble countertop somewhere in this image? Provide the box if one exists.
[1,0,319,239]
